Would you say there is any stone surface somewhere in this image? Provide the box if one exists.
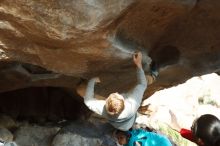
[52,133,102,146]
[0,115,117,146]
[52,119,116,146]
[0,0,220,126]
[0,128,13,142]
[14,125,60,146]
[1,0,220,96]
[0,114,16,129]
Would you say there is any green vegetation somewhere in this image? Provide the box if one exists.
[198,89,218,106]
[156,122,197,146]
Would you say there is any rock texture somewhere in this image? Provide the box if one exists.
[0,0,220,97]
[0,128,13,142]
[52,120,116,146]
[0,113,117,146]
[14,125,60,146]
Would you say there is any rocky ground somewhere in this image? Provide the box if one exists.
[0,73,220,146]
[0,114,117,146]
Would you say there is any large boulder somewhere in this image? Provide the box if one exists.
[0,0,220,97]
[14,125,60,146]
[52,119,116,146]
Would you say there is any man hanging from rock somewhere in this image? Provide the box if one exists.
[77,52,158,131]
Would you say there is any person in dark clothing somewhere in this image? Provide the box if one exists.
[167,111,220,146]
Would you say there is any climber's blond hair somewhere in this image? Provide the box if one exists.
[105,93,124,116]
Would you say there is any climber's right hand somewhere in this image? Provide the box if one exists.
[133,51,143,68]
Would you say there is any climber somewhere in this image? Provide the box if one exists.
[166,111,220,146]
[115,128,172,146]
[78,51,158,131]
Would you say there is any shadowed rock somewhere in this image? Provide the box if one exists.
[0,0,220,98]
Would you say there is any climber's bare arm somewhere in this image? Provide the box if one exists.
[76,77,105,100]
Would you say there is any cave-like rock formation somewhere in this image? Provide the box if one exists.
[1,1,220,145]
[1,0,220,97]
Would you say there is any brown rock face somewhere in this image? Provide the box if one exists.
[0,0,220,97]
